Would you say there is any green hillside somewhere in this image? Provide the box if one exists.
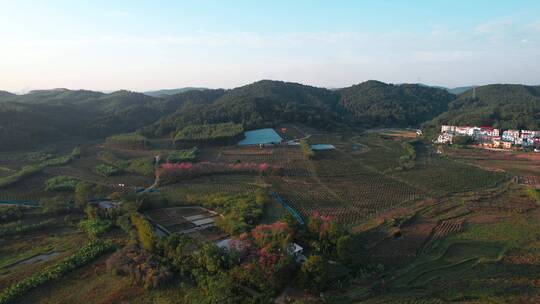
[339,80,455,127]
[425,84,540,133]
[5,81,537,152]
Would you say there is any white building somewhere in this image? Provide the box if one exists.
[455,126,473,136]
[436,133,454,144]
[441,125,456,133]
[502,130,520,142]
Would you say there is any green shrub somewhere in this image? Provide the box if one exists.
[167,147,198,163]
[0,206,24,224]
[526,187,540,206]
[41,198,77,215]
[300,139,315,159]
[189,191,266,235]
[116,213,136,239]
[45,176,79,192]
[94,164,121,177]
[0,240,113,304]
[79,218,113,237]
[397,141,417,170]
[105,133,149,149]
[118,158,154,176]
[131,212,157,252]
[174,122,244,146]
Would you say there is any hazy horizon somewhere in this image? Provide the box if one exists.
[4,80,540,96]
[1,0,539,92]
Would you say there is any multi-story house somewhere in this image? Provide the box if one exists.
[480,126,499,137]
[441,125,456,133]
[455,126,472,136]
[436,133,454,144]
[521,130,535,140]
[502,130,520,142]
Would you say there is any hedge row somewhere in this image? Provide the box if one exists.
[130,212,157,252]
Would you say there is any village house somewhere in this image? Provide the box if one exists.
[455,126,473,136]
[521,130,536,140]
[439,125,540,150]
[479,126,499,137]
[502,130,520,142]
[436,132,454,144]
[441,125,456,133]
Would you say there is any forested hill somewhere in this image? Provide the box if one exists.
[0,81,456,150]
[425,84,540,132]
[338,80,454,127]
[143,80,455,137]
[0,88,228,150]
[144,87,209,98]
[0,89,163,150]
[11,80,536,151]
[0,90,16,99]
[144,80,345,137]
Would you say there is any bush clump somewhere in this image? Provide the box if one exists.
[118,158,155,177]
[79,218,113,237]
[174,123,244,147]
[527,187,540,206]
[94,164,121,177]
[300,139,315,159]
[130,212,157,252]
[105,133,149,150]
[0,206,24,224]
[166,147,198,163]
[44,176,79,192]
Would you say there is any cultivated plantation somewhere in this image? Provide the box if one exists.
[1,120,539,303]
[3,0,540,302]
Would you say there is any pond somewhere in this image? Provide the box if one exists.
[310,144,336,150]
[0,201,39,207]
[4,252,60,269]
[238,128,283,146]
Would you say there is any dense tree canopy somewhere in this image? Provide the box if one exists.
[3,81,537,152]
[425,84,540,132]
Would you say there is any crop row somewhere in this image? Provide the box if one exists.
[274,175,425,225]
[0,239,114,304]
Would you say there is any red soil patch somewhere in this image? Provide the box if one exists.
[515,153,540,162]
[466,213,511,224]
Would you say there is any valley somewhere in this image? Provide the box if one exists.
[1,120,539,303]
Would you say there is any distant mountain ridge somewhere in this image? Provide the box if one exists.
[0,90,16,99]
[142,79,455,137]
[1,80,538,151]
[143,87,208,97]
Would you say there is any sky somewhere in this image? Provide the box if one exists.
[0,0,539,92]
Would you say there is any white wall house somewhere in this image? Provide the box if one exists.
[436,133,454,144]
